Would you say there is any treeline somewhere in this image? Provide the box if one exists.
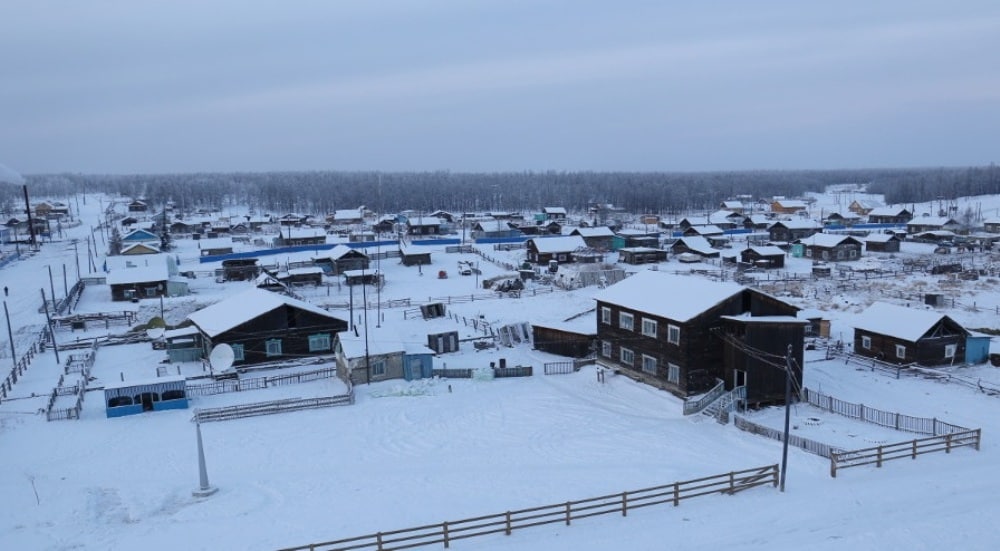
[3,165,998,215]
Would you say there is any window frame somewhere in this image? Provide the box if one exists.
[667,324,681,345]
[895,344,906,359]
[944,343,957,359]
[231,343,245,361]
[641,354,657,375]
[641,318,657,338]
[371,358,386,376]
[861,336,871,350]
[667,363,681,384]
[620,347,634,366]
[600,306,612,325]
[308,333,331,352]
[601,340,612,358]
[265,338,283,357]
[619,312,634,331]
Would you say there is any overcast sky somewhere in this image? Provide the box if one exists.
[2,1,999,175]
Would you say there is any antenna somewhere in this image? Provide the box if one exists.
[208,343,235,373]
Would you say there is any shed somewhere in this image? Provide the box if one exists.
[222,258,261,281]
[400,243,432,266]
[966,334,993,365]
[618,247,667,265]
[525,235,588,264]
[739,246,786,269]
[853,302,969,366]
[104,376,188,417]
[164,326,203,363]
[427,331,460,354]
[343,269,384,286]
[864,233,902,253]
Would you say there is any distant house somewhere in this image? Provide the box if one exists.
[329,208,365,225]
[107,263,169,301]
[770,199,808,214]
[542,207,568,221]
[984,218,1000,233]
[864,233,902,253]
[669,236,719,259]
[682,224,724,239]
[739,246,786,269]
[187,288,348,366]
[742,215,772,231]
[399,243,432,266]
[121,228,160,245]
[594,270,803,403]
[315,244,370,275]
[616,229,660,249]
[720,200,745,213]
[170,220,200,234]
[823,212,861,226]
[848,200,882,216]
[853,302,969,366]
[525,235,588,264]
[405,217,443,235]
[199,237,234,257]
[906,216,959,234]
[335,327,435,384]
[618,247,667,265]
[222,258,261,281]
[127,200,148,213]
[120,242,160,256]
[280,228,326,247]
[768,220,822,242]
[867,207,912,225]
[795,234,863,261]
[275,267,324,286]
[570,226,615,251]
[429,210,455,224]
[472,219,521,240]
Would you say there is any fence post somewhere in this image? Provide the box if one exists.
[933,417,938,436]
[912,439,918,459]
[895,413,900,430]
[830,455,837,478]
[729,471,735,494]
[621,491,628,516]
[673,482,680,505]
[772,464,779,487]
[876,446,883,468]
[442,522,449,548]
[505,511,512,535]
[859,403,864,420]
[945,433,952,453]
[975,429,981,451]
[565,502,571,525]
[376,532,384,551]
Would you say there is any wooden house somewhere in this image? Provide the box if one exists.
[570,226,615,251]
[532,322,596,358]
[867,207,912,225]
[120,242,160,256]
[373,217,396,234]
[739,246,786,269]
[315,244,370,275]
[107,264,169,301]
[618,247,667,264]
[770,199,808,214]
[682,224,724,239]
[335,327,435,384]
[399,243,432,266]
[823,212,861,226]
[616,229,660,249]
[525,235,587,264]
[222,258,261,281]
[864,233,902,253]
[594,271,802,400]
[768,220,821,243]
[328,208,365,226]
[405,217,443,235]
[121,228,160,246]
[170,220,200,234]
[795,234,863,261]
[853,302,969,366]
[984,218,1000,233]
[187,288,348,366]
[127,200,148,212]
[342,269,384,286]
[276,267,324,286]
[199,237,234,257]
[720,200,745,214]
[472,219,521,240]
[742,214,772,231]
[906,216,959,234]
[669,236,719,259]
[542,207,568,221]
[280,228,327,247]
[429,210,456,223]
[848,200,881,216]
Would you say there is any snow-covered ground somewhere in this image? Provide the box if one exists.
[1,192,999,550]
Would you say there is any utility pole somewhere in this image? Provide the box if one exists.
[3,287,15,370]
[40,288,60,365]
[780,344,793,492]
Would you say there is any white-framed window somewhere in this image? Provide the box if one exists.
[231,343,245,361]
[600,306,612,325]
[667,363,681,384]
[619,312,634,331]
[641,355,657,375]
[944,344,957,359]
[601,340,612,358]
[895,344,906,359]
[861,336,871,350]
[667,324,681,345]
[849,249,858,258]
[308,333,331,352]
[265,338,283,357]
[641,318,657,338]
[371,359,386,376]
[620,347,634,366]
[805,248,813,258]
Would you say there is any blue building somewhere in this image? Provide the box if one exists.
[104,376,188,418]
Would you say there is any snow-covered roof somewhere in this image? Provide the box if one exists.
[322,244,368,261]
[773,199,808,208]
[399,243,431,256]
[721,201,744,209]
[163,326,200,339]
[529,235,587,253]
[770,219,821,230]
[747,246,786,256]
[106,264,169,285]
[103,374,186,391]
[796,233,860,248]
[572,226,615,238]
[199,237,233,250]
[337,327,407,359]
[906,216,957,227]
[864,233,899,243]
[868,206,909,217]
[674,236,716,255]
[286,228,326,239]
[594,270,746,322]
[854,302,966,342]
[120,242,160,255]
[543,207,567,215]
[407,217,442,226]
[720,314,806,324]
[618,247,662,253]
[188,288,345,338]
[332,208,364,221]
[685,224,723,235]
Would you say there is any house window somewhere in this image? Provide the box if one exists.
[308,333,331,352]
[944,344,957,359]
[641,318,657,338]
[861,336,871,350]
[601,340,612,358]
[667,363,680,384]
[667,324,681,345]
[849,249,858,258]
[620,312,634,331]
[620,347,634,366]
[371,359,386,376]
[231,343,245,361]
[265,339,283,357]
[641,355,657,375]
[895,344,906,359]
[822,250,830,259]
[805,248,812,258]
[600,307,612,325]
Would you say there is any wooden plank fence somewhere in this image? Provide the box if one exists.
[431,366,534,379]
[277,464,779,551]
[733,415,842,458]
[186,367,338,397]
[830,429,981,477]
[192,392,355,423]
[802,387,968,436]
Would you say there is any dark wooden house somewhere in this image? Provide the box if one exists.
[719,314,807,406]
[866,207,912,225]
[618,247,667,264]
[768,220,821,242]
[127,200,148,212]
[314,244,370,275]
[739,245,786,268]
[570,226,615,251]
[187,288,348,366]
[669,236,719,259]
[280,228,326,247]
[853,302,969,366]
[107,264,169,301]
[594,271,801,399]
[864,233,902,253]
[795,234,863,261]
[222,258,261,281]
[906,216,959,235]
[405,217,443,235]
[399,243,432,266]
[525,235,587,264]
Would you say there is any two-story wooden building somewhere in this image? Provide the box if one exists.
[594,271,803,403]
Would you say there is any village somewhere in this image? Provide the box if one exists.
[2,186,1000,550]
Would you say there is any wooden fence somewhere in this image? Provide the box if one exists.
[46,340,98,421]
[277,464,779,551]
[733,415,841,458]
[431,366,534,379]
[186,367,338,397]
[802,387,968,436]
[830,429,981,477]
[192,392,354,423]
[543,361,575,375]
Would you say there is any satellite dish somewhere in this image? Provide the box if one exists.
[146,327,165,339]
[209,343,235,372]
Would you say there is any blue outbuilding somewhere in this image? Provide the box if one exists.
[104,376,189,418]
[966,333,993,365]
